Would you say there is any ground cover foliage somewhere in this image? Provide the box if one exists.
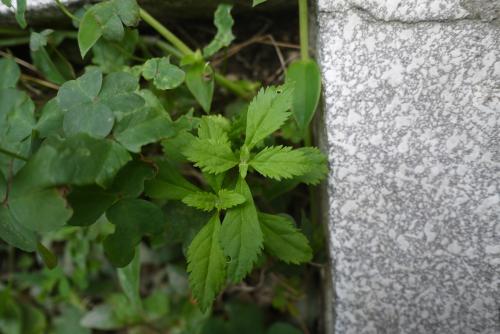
[0,0,327,332]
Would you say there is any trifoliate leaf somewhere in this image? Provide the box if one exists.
[293,147,328,185]
[198,115,230,142]
[187,213,226,312]
[114,107,176,153]
[67,186,117,226]
[57,69,143,138]
[96,71,144,116]
[185,62,214,113]
[220,178,263,282]
[144,159,200,200]
[78,0,140,57]
[183,138,238,175]
[286,59,322,135]
[249,146,308,180]
[142,57,185,90]
[244,84,294,149]
[0,88,35,176]
[183,192,218,212]
[203,4,235,58]
[92,30,139,73]
[258,213,312,264]
[0,57,20,88]
[104,199,165,267]
[0,206,37,252]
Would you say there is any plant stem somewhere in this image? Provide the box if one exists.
[54,0,79,22]
[0,147,28,161]
[20,74,60,90]
[143,37,184,59]
[298,0,309,61]
[139,9,193,57]
[214,73,251,100]
[0,36,30,48]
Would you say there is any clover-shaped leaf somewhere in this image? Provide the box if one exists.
[56,69,144,138]
[142,57,185,90]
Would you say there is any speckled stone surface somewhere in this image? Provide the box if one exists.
[314,1,500,333]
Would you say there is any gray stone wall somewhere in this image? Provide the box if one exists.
[314,0,500,333]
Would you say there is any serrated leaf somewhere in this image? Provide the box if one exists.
[0,88,35,177]
[182,192,218,212]
[203,4,235,58]
[187,213,226,312]
[0,57,20,88]
[67,186,117,226]
[0,206,37,252]
[258,213,312,264]
[249,146,307,180]
[142,57,185,90]
[198,115,230,142]
[144,159,200,200]
[185,62,214,113]
[183,138,238,175]
[104,199,165,267]
[294,147,328,185]
[285,59,322,134]
[114,107,176,153]
[244,84,293,149]
[216,189,246,210]
[220,178,263,282]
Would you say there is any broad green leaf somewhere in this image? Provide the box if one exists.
[35,98,64,138]
[0,57,20,88]
[99,71,144,116]
[144,159,200,200]
[104,199,165,267]
[0,206,37,252]
[117,247,142,310]
[110,160,155,198]
[244,84,294,149]
[198,115,230,142]
[57,70,143,138]
[203,4,235,58]
[182,192,218,212]
[258,213,312,264]
[267,323,302,334]
[67,186,117,226]
[78,8,103,58]
[183,138,238,175]
[78,0,140,58]
[249,146,308,180]
[0,88,35,176]
[285,59,322,134]
[252,0,267,7]
[142,57,185,90]
[220,178,263,282]
[294,147,328,185]
[187,214,226,312]
[114,107,176,153]
[185,62,214,113]
[15,0,27,28]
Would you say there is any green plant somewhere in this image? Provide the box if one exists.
[0,0,325,329]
